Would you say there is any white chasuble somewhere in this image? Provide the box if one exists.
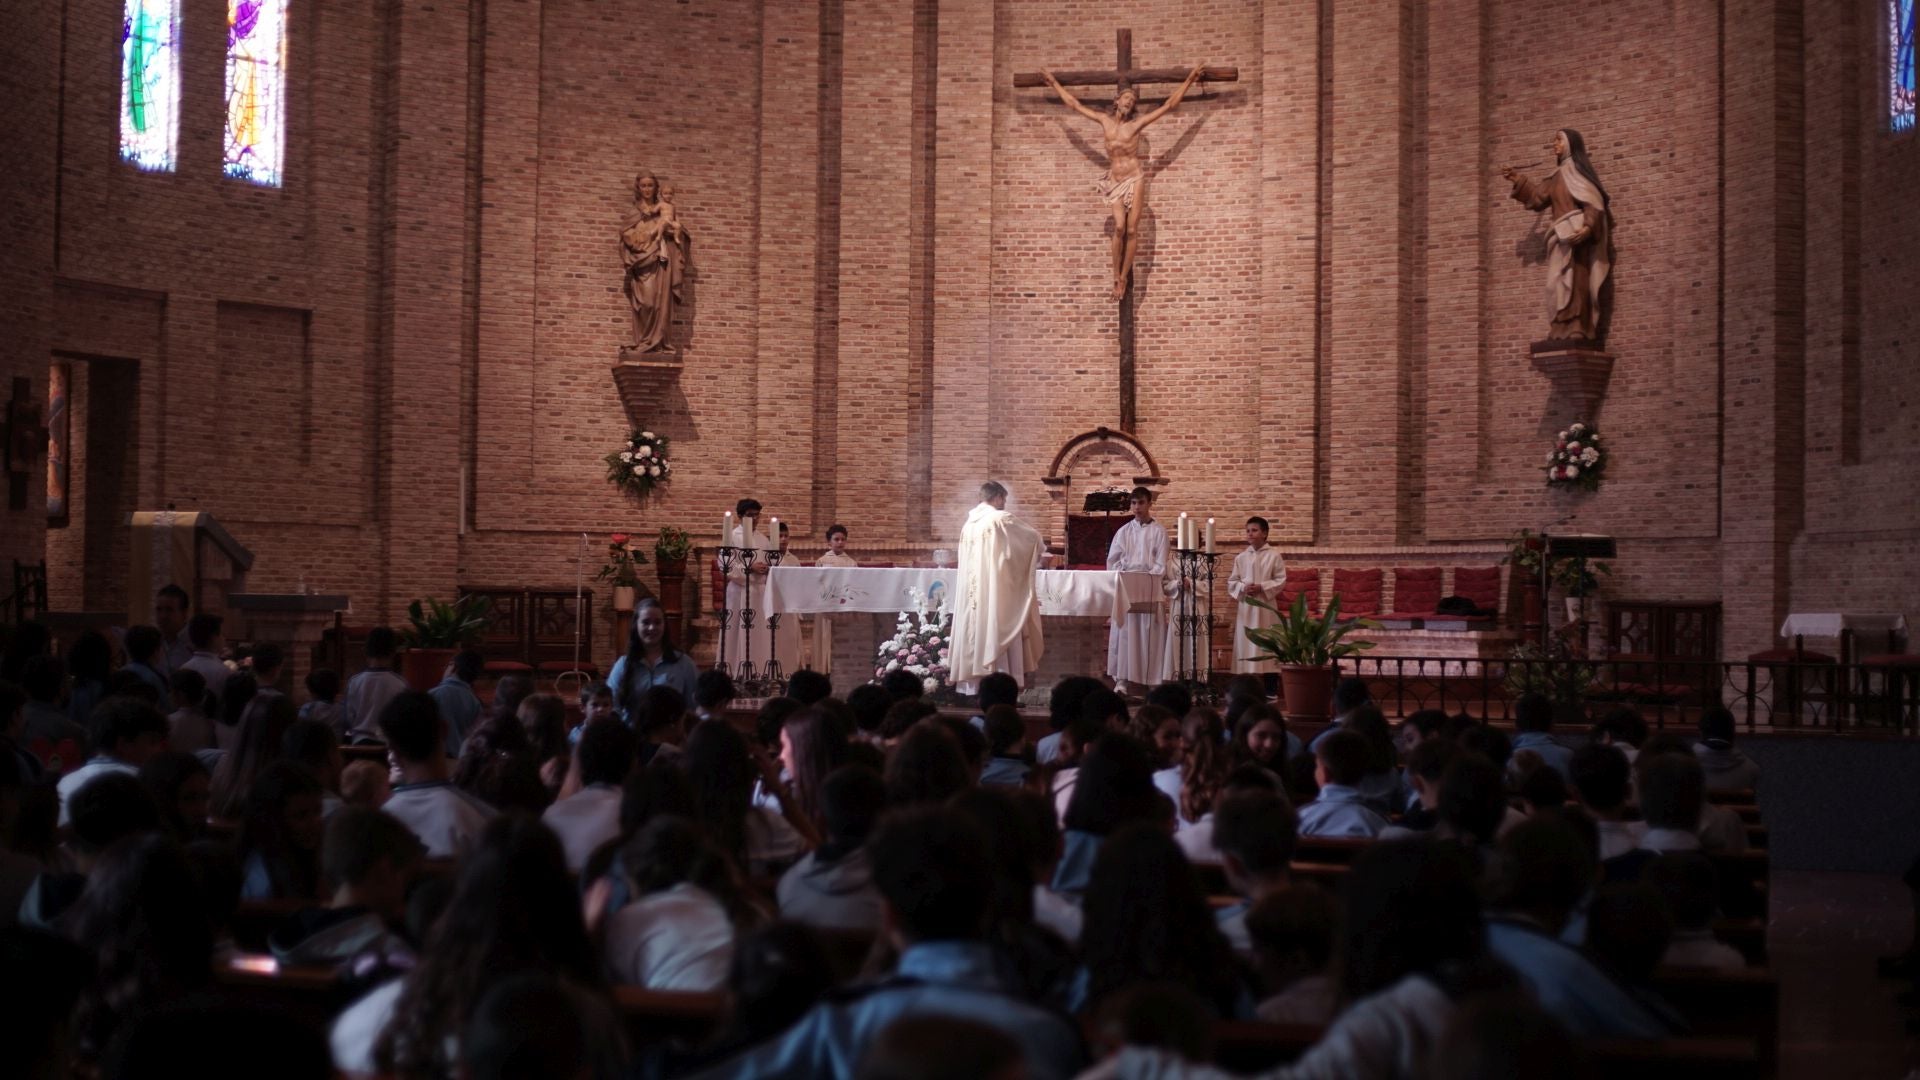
[950,502,1045,691]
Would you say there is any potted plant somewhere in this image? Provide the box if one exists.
[1549,553,1612,625]
[400,594,492,690]
[1242,593,1380,724]
[597,533,649,612]
[1502,639,1597,728]
[654,526,692,580]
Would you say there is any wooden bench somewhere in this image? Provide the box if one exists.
[1210,1021,1762,1079]
[1652,966,1778,1076]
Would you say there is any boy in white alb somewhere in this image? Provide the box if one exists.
[1105,487,1170,692]
[812,524,859,675]
[1226,516,1288,676]
[719,498,774,672]
[771,522,804,678]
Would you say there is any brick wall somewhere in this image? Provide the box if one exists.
[9,0,1915,666]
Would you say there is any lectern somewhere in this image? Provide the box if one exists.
[1540,533,1615,651]
[125,511,253,625]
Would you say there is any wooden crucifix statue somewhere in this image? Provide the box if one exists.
[1016,31,1237,303]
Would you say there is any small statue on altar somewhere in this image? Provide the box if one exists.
[619,171,690,354]
[1502,129,1614,352]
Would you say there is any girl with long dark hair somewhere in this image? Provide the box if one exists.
[612,598,699,723]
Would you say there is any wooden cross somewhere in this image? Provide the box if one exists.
[1014,31,1237,433]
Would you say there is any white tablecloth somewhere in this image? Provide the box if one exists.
[1779,612,1908,639]
[764,566,1161,628]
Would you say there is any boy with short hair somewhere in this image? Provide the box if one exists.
[283,718,347,818]
[1295,730,1388,838]
[1226,516,1287,683]
[271,805,426,966]
[579,680,617,726]
[121,625,170,697]
[542,719,638,872]
[1568,743,1642,859]
[56,698,169,825]
[1246,884,1339,1026]
[1307,677,1372,754]
[300,668,343,730]
[979,705,1032,788]
[430,649,486,757]
[812,524,858,677]
[777,764,888,931]
[1646,852,1745,970]
[1210,790,1301,952]
[181,614,231,703]
[1693,705,1759,793]
[166,668,213,756]
[376,691,496,858]
[1510,692,1574,781]
[693,668,736,725]
[339,628,409,744]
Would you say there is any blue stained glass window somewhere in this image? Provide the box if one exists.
[1896,0,1916,132]
[120,0,180,171]
[225,0,288,185]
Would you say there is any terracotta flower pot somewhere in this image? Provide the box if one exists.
[1279,663,1337,725]
[656,554,688,581]
[613,585,637,612]
[402,647,456,692]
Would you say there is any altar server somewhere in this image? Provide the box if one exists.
[1226,516,1288,675]
[1105,487,1171,691]
[719,499,774,675]
[812,524,858,675]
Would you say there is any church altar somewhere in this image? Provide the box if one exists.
[764,566,1165,686]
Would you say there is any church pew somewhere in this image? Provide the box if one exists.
[1209,1021,1762,1079]
[1650,966,1778,1076]
[1193,861,1350,897]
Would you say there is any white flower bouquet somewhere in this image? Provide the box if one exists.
[875,587,952,693]
[605,428,672,499]
[1544,421,1606,492]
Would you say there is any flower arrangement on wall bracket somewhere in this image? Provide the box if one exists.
[1544,421,1605,491]
[606,429,671,499]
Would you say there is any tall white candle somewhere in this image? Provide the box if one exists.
[769,517,780,552]
[723,511,735,546]
[1176,513,1189,551]
[1205,518,1216,554]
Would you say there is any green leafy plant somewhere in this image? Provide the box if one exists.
[1501,529,1547,577]
[1549,555,1612,597]
[1242,592,1380,667]
[403,594,493,649]
[1502,640,1597,705]
[654,525,692,563]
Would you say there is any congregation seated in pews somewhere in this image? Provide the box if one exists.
[0,612,1787,1078]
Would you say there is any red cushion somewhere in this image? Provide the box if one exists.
[1451,566,1502,611]
[1278,569,1319,613]
[1330,568,1383,618]
[1747,647,1837,664]
[1393,568,1443,614]
[1861,653,1920,668]
[483,660,533,674]
[710,559,726,610]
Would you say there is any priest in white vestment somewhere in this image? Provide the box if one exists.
[950,481,1045,693]
[1105,487,1170,690]
[1226,515,1288,674]
[720,498,774,675]
[811,524,858,675]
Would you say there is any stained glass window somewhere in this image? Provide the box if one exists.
[225,0,288,185]
[1897,0,1916,132]
[120,0,180,171]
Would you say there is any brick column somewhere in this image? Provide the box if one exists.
[1718,0,1806,660]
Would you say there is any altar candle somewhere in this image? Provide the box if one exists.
[723,512,735,546]
[769,517,780,551]
[1205,518,1216,554]
[1177,513,1189,551]
[1187,517,1198,551]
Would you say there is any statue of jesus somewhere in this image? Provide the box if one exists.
[1040,63,1207,300]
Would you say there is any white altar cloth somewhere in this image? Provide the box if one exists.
[764,566,1161,628]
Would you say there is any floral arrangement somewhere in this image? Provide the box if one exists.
[876,587,952,694]
[1544,421,1605,491]
[605,429,672,499]
[596,533,649,587]
[654,525,692,564]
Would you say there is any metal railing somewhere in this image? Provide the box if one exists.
[1333,654,1920,734]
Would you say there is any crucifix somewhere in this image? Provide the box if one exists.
[1015,30,1237,432]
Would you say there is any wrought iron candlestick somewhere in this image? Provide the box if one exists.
[1172,548,1221,701]
[715,545,746,680]
[760,550,787,695]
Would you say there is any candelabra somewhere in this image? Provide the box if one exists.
[714,545,785,697]
[1172,548,1221,702]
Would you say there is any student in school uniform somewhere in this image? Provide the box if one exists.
[543,719,638,874]
[1646,852,1747,970]
[270,806,426,968]
[1306,677,1374,755]
[375,691,497,859]
[1246,883,1341,1027]
[1210,789,1301,954]
[777,765,887,932]
[179,614,233,710]
[1052,732,1163,899]
[1509,692,1576,782]
[603,817,741,992]
[337,627,408,745]
[1568,743,1643,860]
[1693,705,1761,793]
[56,699,168,827]
[979,705,1033,789]
[1295,730,1390,839]
[1485,814,1679,1038]
[429,650,486,759]
[680,806,1085,1080]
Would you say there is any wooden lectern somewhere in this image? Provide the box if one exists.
[126,511,254,625]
